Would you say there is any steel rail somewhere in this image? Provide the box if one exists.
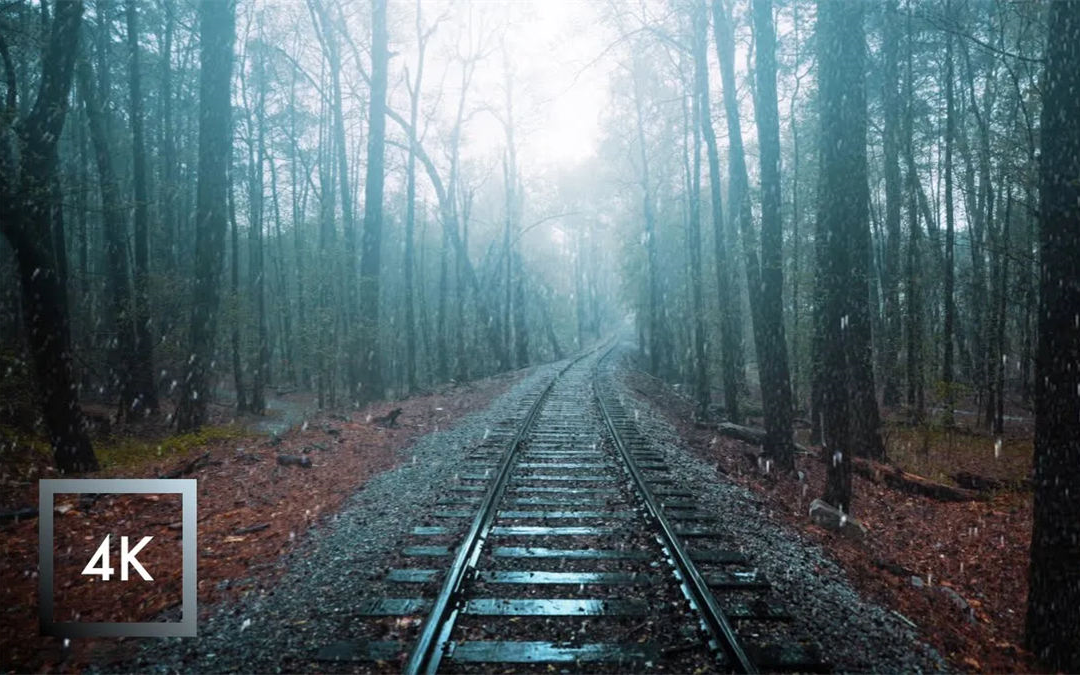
[404,349,597,675]
[593,346,758,674]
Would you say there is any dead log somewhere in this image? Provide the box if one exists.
[717,422,768,445]
[277,454,312,468]
[873,557,916,578]
[373,408,402,428]
[160,451,211,479]
[951,471,1030,492]
[0,506,38,522]
[234,522,270,535]
[715,421,986,502]
[852,457,986,502]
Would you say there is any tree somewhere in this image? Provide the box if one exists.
[0,0,96,473]
[695,0,738,426]
[176,0,236,431]
[750,0,795,469]
[942,0,957,426]
[77,57,139,419]
[685,5,708,420]
[879,0,903,407]
[357,0,388,404]
[817,0,868,513]
[125,0,158,416]
[1025,2,1080,668]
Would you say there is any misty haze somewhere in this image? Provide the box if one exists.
[1,0,1078,672]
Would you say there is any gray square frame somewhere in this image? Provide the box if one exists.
[39,478,197,638]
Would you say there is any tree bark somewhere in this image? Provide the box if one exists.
[903,0,925,421]
[880,0,903,408]
[1025,3,1080,668]
[942,0,957,425]
[124,0,158,416]
[0,0,97,473]
[696,1,739,424]
[176,0,235,432]
[357,0,388,403]
[77,59,138,418]
[817,0,868,513]
[751,0,795,469]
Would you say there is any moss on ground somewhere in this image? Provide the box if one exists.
[94,425,250,470]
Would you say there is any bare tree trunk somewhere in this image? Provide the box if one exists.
[880,0,903,408]
[751,0,795,468]
[1026,4,1080,667]
[228,168,248,413]
[818,0,868,513]
[903,0,924,421]
[357,0,388,403]
[176,0,235,431]
[0,0,97,472]
[77,60,138,419]
[942,0,957,426]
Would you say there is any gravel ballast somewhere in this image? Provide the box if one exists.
[114,344,945,673]
[604,343,948,673]
[118,361,563,673]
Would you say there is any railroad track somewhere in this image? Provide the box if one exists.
[317,345,826,672]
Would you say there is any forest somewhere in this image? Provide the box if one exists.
[1,0,1078,671]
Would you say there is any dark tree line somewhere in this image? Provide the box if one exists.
[604,0,1076,667]
[1,0,608,475]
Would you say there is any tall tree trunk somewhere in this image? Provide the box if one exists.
[248,39,268,414]
[903,0,924,421]
[268,146,295,385]
[513,252,529,367]
[77,60,138,419]
[994,184,1010,435]
[176,0,235,431]
[124,0,157,416]
[817,0,868,513]
[684,8,708,420]
[880,0,903,408]
[751,0,795,468]
[228,167,248,413]
[436,226,449,381]
[631,54,666,379]
[402,0,430,393]
[696,1,738,423]
[357,0,388,403]
[1026,4,1080,668]
[158,0,176,272]
[715,0,768,416]
[942,0,957,426]
[0,0,97,472]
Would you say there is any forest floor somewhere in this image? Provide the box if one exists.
[627,368,1036,674]
[0,371,521,673]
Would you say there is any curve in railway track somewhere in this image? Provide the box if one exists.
[316,344,827,673]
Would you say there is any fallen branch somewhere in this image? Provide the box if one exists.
[873,557,916,578]
[852,457,986,502]
[277,454,312,468]
[951,470,1030,492]
[0,506,38,523]
[234,522,270,535]
[714,422,986,502]
[373,408,402,428]
[160,451,211,479]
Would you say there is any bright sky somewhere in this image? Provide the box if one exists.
[401,0,616,172]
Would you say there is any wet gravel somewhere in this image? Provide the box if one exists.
[114,361,563,673]
[110,343,947,673]
[604,344,949,673]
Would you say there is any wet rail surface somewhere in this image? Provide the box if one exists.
[315,347,827,673]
